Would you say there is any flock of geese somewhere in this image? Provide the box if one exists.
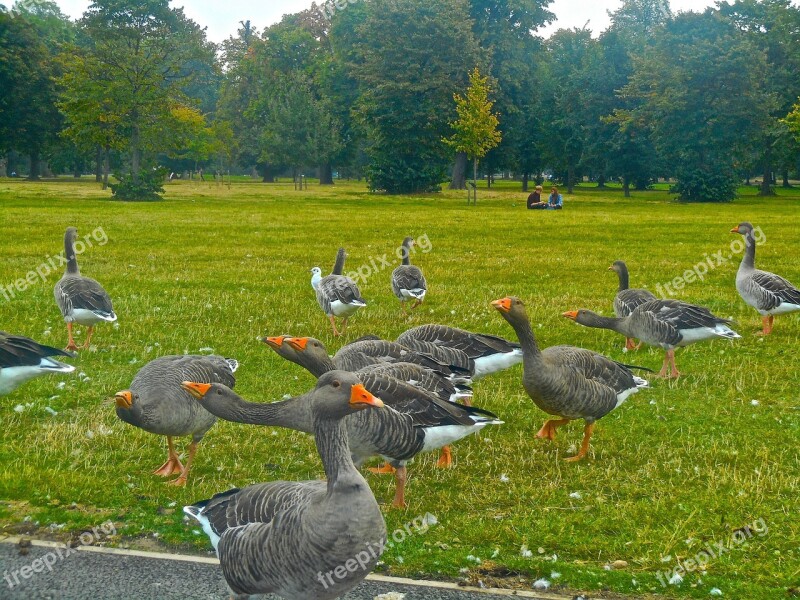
[2,223,799,599]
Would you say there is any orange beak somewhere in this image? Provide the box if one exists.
[114,390,132,409]
[491,297,512,313]
[350,383,384,408]
[182,381,212,399]
[562,310,578,320]
[730,226,740,233]
[262,336,285,349]
[287,337,308,351]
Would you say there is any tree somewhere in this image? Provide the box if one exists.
[444,67,502,197]
[617,10,773,201]
[348,0,481,193]
[61,0,215,196]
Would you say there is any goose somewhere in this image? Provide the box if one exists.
[311,248,366,336]
[391,236,427,313]
[264,335,471,403]
[261,337,501,506]
[608,260,657,350]
[397,324,523,379]
[731,222,800,335]
[563,299,740,379]
[114,354,238,485]
[183,371,386,600]
[493,296,649,461]
[54,227,117,351]
[0,332,75,396]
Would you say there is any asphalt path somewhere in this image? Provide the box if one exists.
[0,538,584,600]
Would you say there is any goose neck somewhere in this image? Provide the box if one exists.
[64,231,79,274]
[313,416,357,494]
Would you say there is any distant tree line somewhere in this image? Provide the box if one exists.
[2,0,800,201]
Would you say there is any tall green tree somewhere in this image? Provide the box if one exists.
[617,10,772,201]
[60,0,215,193]
[348,0,481,193]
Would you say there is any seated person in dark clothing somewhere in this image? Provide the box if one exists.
[527,185,547,209]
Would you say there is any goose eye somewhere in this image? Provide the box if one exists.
[332,380,341,388]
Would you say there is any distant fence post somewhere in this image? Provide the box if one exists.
[466,180,476,205]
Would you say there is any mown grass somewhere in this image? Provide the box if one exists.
[0,177,798,599]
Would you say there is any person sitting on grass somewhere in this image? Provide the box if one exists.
[547,187,563,209]
[527,185,545,209]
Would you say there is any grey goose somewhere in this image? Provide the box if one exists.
[608,260,657,350]
[731,222,800,335]
[183,371,386,600]
[54,227,116,351]
[397,324,523,379]
[310,247,366,336]
[391,236,427,313]
[0,332,75,396]
[563,298,740,379]
[493,296,649,461]
[114,354,238,485]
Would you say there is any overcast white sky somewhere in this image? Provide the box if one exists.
[53,0,721,43]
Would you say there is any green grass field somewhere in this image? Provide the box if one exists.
[0,177,798,599]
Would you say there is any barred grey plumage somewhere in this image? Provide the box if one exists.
[54,227,116,351]
[311,248,366,336]
[494,296,648,461]
[608,260,657,352]
[732,222,800,335]
[0,331,75,396]
[184,372,386,600]
[391,236,427,311]
[114,354,237,485]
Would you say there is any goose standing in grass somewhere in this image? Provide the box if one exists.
[183,372,387,600]
[731,222,800,335]
[493,296,648,461]
[0,332,75,396]
[608,260,657,350]
[311,248,366,336]
[258,336,501,506]
[54,227,116,351]
[563,299,740,379]
[114,354,237,486]
[397,324,522,379]
[391,236,427,313]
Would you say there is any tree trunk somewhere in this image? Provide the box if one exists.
[319,162,334,185]
[28,148,41,180]
[0,157,6,178]
[567,164,575,194]
[759,148,774,196]
[623,176,631,198]
[596,174,606,188]
[782,170,791,187]
[131,124,141,184]
[95,146,103,182]
[473,157,478,200]
[521,172,529,192]
[449,152,467,190]
[102,147,110,190]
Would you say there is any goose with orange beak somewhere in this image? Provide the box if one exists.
[607,260,656,350]
[731,222,800,335]
[492,296,648,461]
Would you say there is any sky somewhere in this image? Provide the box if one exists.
[52,0,720,44]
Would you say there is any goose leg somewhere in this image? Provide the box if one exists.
[368,463,396,474]
[564,423,594,462]
[535,418,570,441]
[328,315,340,337]
[667,349,681,379]
[657,351,672,378]
[391,466,408,508]
[634,341,644,350]
[153,437,184,477]
[625,337,637,351]
[340,317,349,335]
[168,441,198,486]
[436,446,452,468]
[82,326,95,349]
[755,315,774,336]
[410,299,422,310]
[65,323,79,352]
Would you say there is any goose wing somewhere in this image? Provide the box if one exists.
[0,332,74,367]
[55,275,115,317]
[391,265,427,297]
[613,288,656,318]
[747,269,800,310]
[316,274,365,313]
[398,324,520,358]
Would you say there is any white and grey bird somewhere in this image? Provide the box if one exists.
[311,247,366,336]
[391,236,427,313]
[114,354,238,486]
[564,298,740,379]
[54,227,116,351]
[0,332,75,396]
[183,371,386,600]
[608,260,657,350]
[731,222,800,335]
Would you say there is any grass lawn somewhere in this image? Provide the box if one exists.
[0,177,798,599]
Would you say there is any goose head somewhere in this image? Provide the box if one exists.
[491,296,528,323]
[311,371,384,419]
[730,222,755,236]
